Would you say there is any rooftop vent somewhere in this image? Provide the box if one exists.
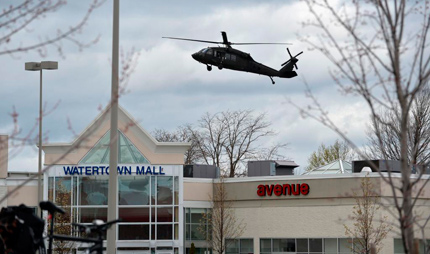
[247,160,299,177]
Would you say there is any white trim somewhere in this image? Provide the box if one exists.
[183,201,212,208]
[216,172,429,183]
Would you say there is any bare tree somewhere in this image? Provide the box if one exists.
[306,139,356,172]
[366,86,430,165]
[154,111,286,176]
[298,1,430,253]
[344,177,391,254]
[200,177,245,254]
[195,110,276,177]
[0,0,104,57]
[222,110,275,177]
[250,142,289,161]
[195,112,228,170]
[152,124,202,165]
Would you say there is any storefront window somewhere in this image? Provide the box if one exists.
[157,207,173,222]
[240,239,253,253]
[48,177,54,202]
[227,239,254,254]
[339,238,352,253]
[119,176,150,205]
[119,225,150,240]
[226,239,239,253]
[324,238,337,253]
[185,208,211,241]
[157,176,173,205]
[260,238,358,254]
[297,239,308,252]
[157,224,172,240]
[309,238,323,252]
[174,176,179,204]
[79,207,107,223]
[119,208,150,222]
[273,239,295,252]
[55,177,72,205]
[50,172,179,242]
[260,239,271,253]
[79,177,108,206]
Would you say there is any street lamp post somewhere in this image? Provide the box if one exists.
[25,61,58,216]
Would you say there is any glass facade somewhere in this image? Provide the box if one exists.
[260,238,356,254]
[80,130,150,164]
[48,174,180,241]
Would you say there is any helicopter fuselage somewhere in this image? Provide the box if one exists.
[191,47,297,79]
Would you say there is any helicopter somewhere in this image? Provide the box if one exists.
[163,31,303,84]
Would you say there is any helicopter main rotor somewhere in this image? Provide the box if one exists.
[163,31,292,48]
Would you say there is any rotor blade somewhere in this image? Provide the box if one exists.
[221,31,229,45]
[294,51,303,58]
[287,48,293,58]
[281,60,290,66]
[232,42,292,45]
[163,37,223,44]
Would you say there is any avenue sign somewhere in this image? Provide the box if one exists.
[257,183,310,197]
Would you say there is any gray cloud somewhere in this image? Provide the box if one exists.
[1,1,373,172]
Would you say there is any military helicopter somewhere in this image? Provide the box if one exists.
[163,31,303,84]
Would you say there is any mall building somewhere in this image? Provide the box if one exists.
[1,106,429,254]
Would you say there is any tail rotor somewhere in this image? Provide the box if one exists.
[281,48,303,70]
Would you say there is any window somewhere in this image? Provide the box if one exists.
[226,239,254,254]
[119,176,150,205]
[49,174,180,241]
[80,130,149,164]
[231,55,237,61]
[185,208,211,241]
[394,239,430,254]
[260,238,356,254]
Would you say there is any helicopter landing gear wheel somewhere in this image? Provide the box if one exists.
[269,76,275,85]
[207,65,212,71]
[218,65,223,70]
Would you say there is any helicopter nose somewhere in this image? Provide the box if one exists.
[192,53,198,61]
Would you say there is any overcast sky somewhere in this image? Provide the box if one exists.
[0,0,372,174]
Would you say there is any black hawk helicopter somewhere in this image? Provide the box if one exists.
[163,31,303,84]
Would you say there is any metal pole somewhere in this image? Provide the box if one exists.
[38,69,43,217]
[107,0,119,252]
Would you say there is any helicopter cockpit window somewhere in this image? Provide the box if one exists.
[231,55,236,61]
[206,49,213,55]
[201,48,208,54]
[225,54,231,60]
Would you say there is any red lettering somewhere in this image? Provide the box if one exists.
[258,183,310,197]
[291,184,300,195]
[283,184,291,195]
[300,183,310,195]
[257,185,266,196]
[274,184,282,196]
[266,185,274,196]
